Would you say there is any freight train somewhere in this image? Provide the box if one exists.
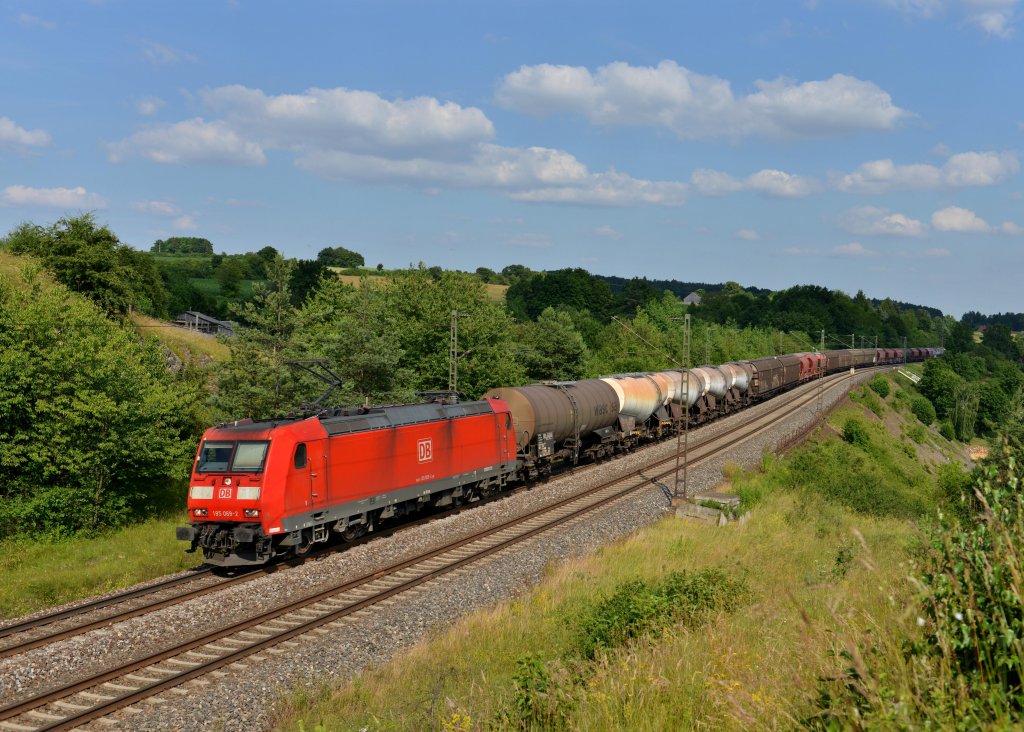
[177,346,941,566]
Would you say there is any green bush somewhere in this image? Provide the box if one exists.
[912,395,937,425]
[868,374,891,399]
[786,434,937,519]
[855,388,885,417]
[0,272,200,538]
[939,420,956,440]
[907,424,927,444]
[498,654,575,731]
[573,569,748,660]
[936,463,974,520]
[843,418,870,448]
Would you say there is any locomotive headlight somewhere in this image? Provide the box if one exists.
[190,485,214,500]
[237,486,260,500]
[193,508,208,517]
[243,509,260,518]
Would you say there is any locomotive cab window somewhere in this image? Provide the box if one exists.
[230,441,270,472]
[197,441,233,473]
[293,443,307,469]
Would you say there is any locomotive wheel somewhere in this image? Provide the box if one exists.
[342,524,367,542]
[294,530,314,556]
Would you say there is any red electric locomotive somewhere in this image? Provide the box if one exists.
[177,399,518,566]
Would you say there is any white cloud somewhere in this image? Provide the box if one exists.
[875,1,944,18]
[141,40,197,65]
[745,169,819,197]
[737,229,761,240]
[932,205,991,232]
[924,247,951,256]
[962,0,1018,38]
[836,150,1019,193]
[136,97,165,116]
[1,185,106,208]
[297,144,584,187]
[0,116,51,148]
[833,241,877,256]
[17,13,56,31]
[691,168,817,197]
[1001,221,1024,234]
[298,145,688,207]
[876,0,1018,38]
[508,233,552,248]
[173,215,198,230]
[108,118,266,166]
[510,171,688,207]
[592,225,622,239]
[839,206,927,236]
[496,61,909,139]
[114,84,688,207]
[131,199,179,216]
[200,85,494,159]
[944,151,1020,185]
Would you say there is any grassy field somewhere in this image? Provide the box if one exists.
[332,272,509,302]
[273,374,961,731]
[130,312,231,363]
[0,515,202,620]
[274,491,920,731]
[0,249,54,290]
[189,277,260,299]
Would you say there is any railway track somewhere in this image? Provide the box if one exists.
[0,480,547,660]
[0,365,846,661]
[0,368,864,731]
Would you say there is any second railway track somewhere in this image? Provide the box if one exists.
[0,368,867,732]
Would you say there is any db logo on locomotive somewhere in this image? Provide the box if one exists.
[218,487,232,499]
[417,438,433,463]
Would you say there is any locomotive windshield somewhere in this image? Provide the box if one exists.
[197,441,233,472]
[231,441,269,472]
[195,440,269,473]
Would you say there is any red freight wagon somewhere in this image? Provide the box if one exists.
[802,352,826,379]
[178,399,517,566]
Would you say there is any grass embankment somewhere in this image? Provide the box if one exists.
[0,249,54,288]
[129,312,230,363]
[0,515,201,620]
[275,375,965,731]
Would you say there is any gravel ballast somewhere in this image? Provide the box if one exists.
[0,371,875,730]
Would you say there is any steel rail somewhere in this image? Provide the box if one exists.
[0,569,213,642]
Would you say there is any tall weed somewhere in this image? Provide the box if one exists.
[813,438,1024,728]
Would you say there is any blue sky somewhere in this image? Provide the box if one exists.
[1,1,1021,317]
